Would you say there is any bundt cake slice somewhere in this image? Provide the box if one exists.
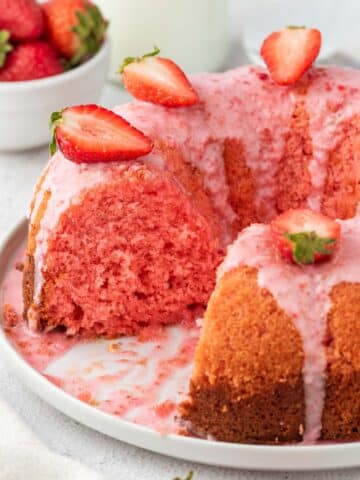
[180,214,360,443]
[23,152,222,337]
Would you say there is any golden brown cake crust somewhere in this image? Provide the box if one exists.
[180,266,305,443]
[182,378,305,443]
[28,166,50,219]
[322,282,360,440]
[22,254,34,320]
[23,189,51,323]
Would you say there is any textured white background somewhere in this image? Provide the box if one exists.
[0,0,359,478]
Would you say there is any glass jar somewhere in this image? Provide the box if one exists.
[96,0,229,82]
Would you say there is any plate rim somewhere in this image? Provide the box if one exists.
[0,217,360,472]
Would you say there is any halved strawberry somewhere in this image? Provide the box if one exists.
[50,105,153,164]
[260,26,322,86]
[120,47,199,108]
[270,209,340,265]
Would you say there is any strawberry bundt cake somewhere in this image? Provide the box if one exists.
[22,28,360,444]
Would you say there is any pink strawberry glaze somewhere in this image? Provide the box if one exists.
[115,66,293,227]
[30,153,131,303]
[218,211,360,443]
[30,66,360,311]
[30,66,295,307]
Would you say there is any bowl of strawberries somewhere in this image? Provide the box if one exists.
[0,0,109,151]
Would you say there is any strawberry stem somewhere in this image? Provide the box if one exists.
[0,30,13,69]
[70,4,108,66]
[49,110,63,156]
[284,231,336,265]
[173,472,194,480]
[119,46,160,73]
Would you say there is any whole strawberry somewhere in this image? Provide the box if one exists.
[42,0,107,66]
[0,0,44,42]
[0,41,64,81]
[270,209,340,265]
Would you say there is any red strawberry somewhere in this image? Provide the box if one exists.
[260,27,322,86]
[42,0,107,65]
[50,105,153,164]
[270,209,340,265]
[0,41,64,81]
[0,0,44,42]
[120,47,199,108]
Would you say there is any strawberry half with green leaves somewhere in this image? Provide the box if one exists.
[42,0,107,66]
[120,47,199,108]
[0,30,12,68]
[50,104,153,164]
[260,26,321,85]
[270,209,340,265]
[0,0,44,42]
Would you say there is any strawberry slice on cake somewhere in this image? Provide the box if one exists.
[120,47,199,107]
[261,26,322,85]
[50,104,153,163]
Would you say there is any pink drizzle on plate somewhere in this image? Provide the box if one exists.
[1,245,198,434]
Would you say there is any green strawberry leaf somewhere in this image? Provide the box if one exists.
[173,472,194,480]
[49,110,64,156]
[284,231,336,265]
[71,4,108,66]
[0,30,13,69]
[119,46,161,73]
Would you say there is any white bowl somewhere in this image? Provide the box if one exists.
[0,40,110,151]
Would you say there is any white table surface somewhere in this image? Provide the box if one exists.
[1,1,360,478]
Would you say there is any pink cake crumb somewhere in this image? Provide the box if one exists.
[2,303,18,328]
[154,400,176,418]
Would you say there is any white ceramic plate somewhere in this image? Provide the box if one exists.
[0,218,359,472]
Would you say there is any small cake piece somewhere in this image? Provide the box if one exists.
[180,213,360,443]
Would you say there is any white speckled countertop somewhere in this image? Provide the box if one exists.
[0,1,359,478]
